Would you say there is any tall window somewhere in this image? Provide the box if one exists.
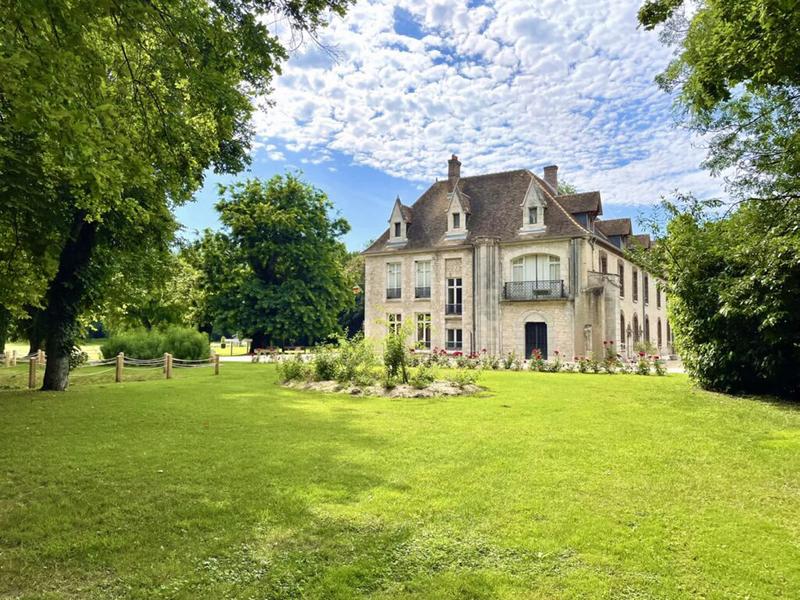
[511,254,560,282]
[600,252,608,274]
[618,261,625,297]
[446,278,463,314]
[633,314,640,343]
[416,313,431,349]
[657,318,662,349]
[452,213,461,229]
[632,269,639,302]
[656,285,662,309]
[415,261,431,298]
[643,275,650,305]
[644,316,651,342]
[620,312,625,346]
[387,313,402,334]
[386,263,401,299]
[446,328,462,350]
[393,222,401,237]
[528,207,538,225]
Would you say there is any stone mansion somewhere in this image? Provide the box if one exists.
[363,156,672,360]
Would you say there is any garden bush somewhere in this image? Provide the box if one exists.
[383,328,409,384]
[410,363,436,389]
[312,344,340,381]
[277,355,309,382]
[101,327,210,360]
[447,368,481,389]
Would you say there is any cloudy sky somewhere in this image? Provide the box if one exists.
[177,0,721,250]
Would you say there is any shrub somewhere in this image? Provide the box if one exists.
[162,326,211,360]
[335,334,376,385]
[277,355,309,382]
[653,355,667,376]
[447,368,481,389]
[502,352,516,370]
[101,327,209,360]
[410,363,436,389]
[383,328,409,384]
[589,358,602,374]
[69,346,88,371]
[636,353,651,375]
[312,344,339,381]
[562,361,576,373]
[576,356,589,373]
[528,348,544,371]
[481,354,500,370]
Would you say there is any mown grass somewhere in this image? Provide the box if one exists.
[1,366,799,599]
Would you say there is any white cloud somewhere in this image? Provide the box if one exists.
[253,0,723,205]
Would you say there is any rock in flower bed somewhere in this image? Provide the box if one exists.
[283,379,481,398]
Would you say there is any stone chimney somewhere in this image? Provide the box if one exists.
[543,165,558,193]
[448,154,461,183]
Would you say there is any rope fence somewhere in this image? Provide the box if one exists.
[2,351,220,389]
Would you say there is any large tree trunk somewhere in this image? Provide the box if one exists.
[42,214,97,391]
[0,306,10,356]
[249,331,267,353]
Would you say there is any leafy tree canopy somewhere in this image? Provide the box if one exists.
[638,0,800,204]
[191,174,355,349]
[0,0,352,389]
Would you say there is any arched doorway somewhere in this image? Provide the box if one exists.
[525,322,548,359]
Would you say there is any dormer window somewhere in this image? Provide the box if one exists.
[387,196,411,247]
[445,186,469,240]
[520,180,547,234]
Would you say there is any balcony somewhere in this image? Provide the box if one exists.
[445,303,463,315]
[386,287,401,299]
[415,286,431,299]
[503,280,566,301]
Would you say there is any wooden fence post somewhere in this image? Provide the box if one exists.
[28,357,37,389]
[116,352,124,383]
[213,353,220,376]
[166,353,173,379]
[11,350,17,367]
[3,352,9,368]
[37,349,45,364]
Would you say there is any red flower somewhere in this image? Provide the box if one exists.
[573,356,579,361]
[638,351,645,357]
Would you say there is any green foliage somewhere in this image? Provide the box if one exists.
[639,1,800,206]
[635,196,800,396]
[383,327,409,385]
[334,335,376,386]
[101,327,209,360]
[276,356,310,383]
[410,364,436,389]
[68,347,89,371]
[312,345,341,382]
[446,369,481,389]
[0,0,353,389]
[190,175,353,348]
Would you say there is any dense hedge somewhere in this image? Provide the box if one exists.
[101,327,210,360]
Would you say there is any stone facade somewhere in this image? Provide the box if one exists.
[363,159,673,360]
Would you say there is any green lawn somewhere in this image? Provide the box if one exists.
[1,366,799,599]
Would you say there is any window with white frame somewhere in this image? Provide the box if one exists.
[387,313,402,334]
[415,261,431,298]
[386,263,401,299]
[416,313,431,349]
[446,278,462,314]
[446,328,462,350]
[511,254,560,282]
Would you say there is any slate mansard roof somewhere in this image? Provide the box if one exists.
[364,165,637,255]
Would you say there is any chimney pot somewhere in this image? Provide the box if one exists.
[448,154,461,183]
[543,165,558,193]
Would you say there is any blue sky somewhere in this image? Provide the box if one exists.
[177,0,721,251]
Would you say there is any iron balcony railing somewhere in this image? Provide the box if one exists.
[386,287,401,299]
[503,280,566,301]
[415,286,431,299]
[445,303,463,315]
